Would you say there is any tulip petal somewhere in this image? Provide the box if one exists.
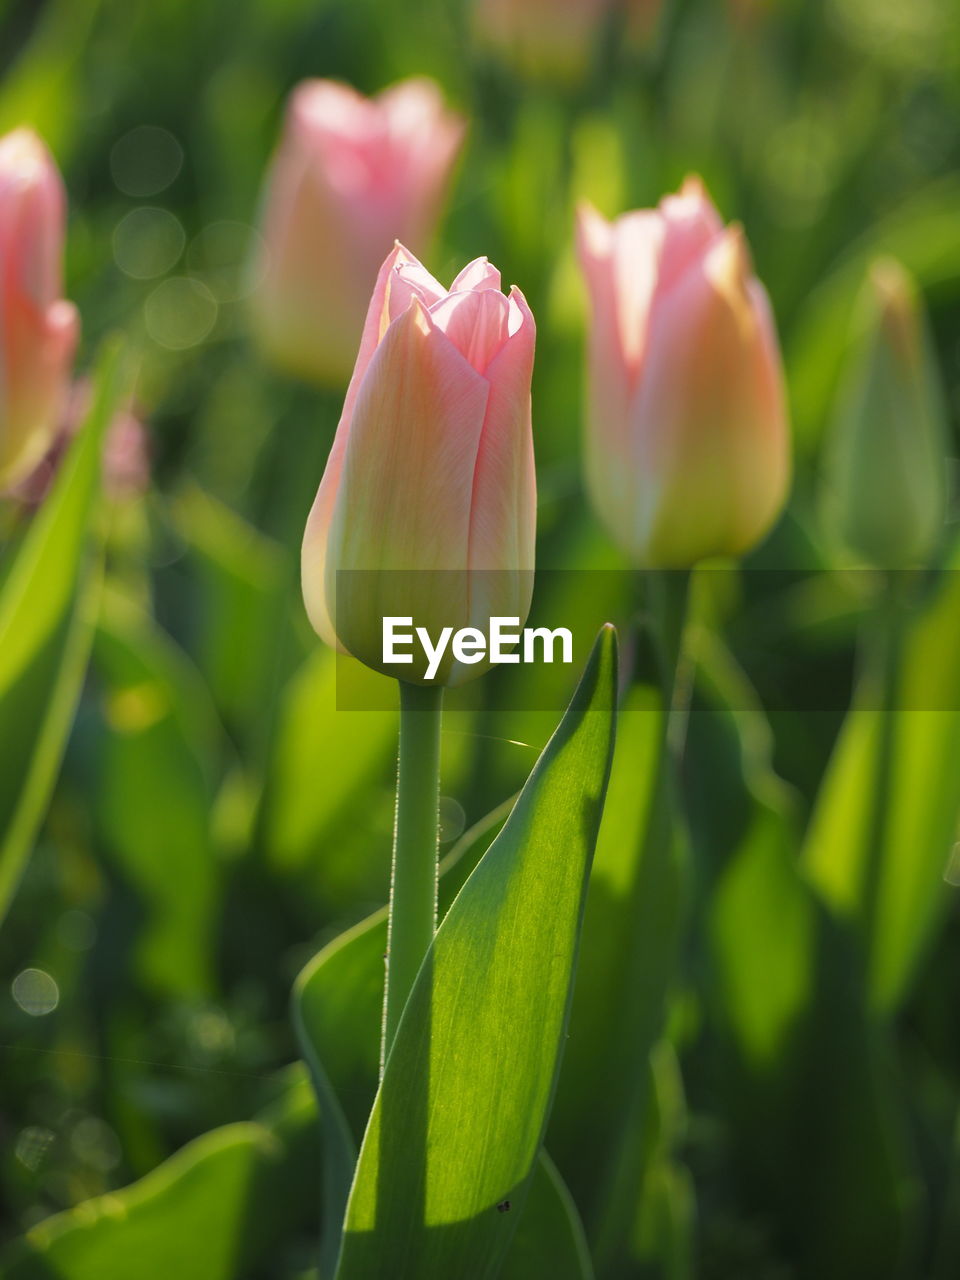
[462,286,537,637]
[656,174,725,294]
[301,433,349,649]
[577,204,659,546]
[379,79,467,181]
[254,134,375,383]
[451,257,503,293]
[333,244,445,435]
[609,213,664,369]
[578,178,788,567]
[0,129,77,490]
[302,245,450,648]
[311,299,491,666]
[632,228,790,564]
[253,79,464,386]
[428,286,513,374]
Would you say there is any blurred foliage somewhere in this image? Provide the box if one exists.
[1,0,960,1277]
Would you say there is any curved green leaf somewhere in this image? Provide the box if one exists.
[549,680,675,1238]
[263,646,396,902]
[802,557,960,1011]
[0,340,129,926]
[499,1151,595,1280]
[171,483,286,749]
[700,632,913,1277]
[92,586,223,998]
[334,626,618,1280]
[1,1067,319,1280]
[293,800,513,1276]
[295,794,593,1280]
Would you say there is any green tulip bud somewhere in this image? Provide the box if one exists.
[821,258,948,569]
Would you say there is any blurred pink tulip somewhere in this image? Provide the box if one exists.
[0,129,79,493]
[302,244,536,684]
[252,79,465,387]
[577,178,790,567]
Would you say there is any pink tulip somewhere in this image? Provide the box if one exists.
[577,177,790,566]
[252,79,465,387]
[0,129,79,492]
[302,244,536,684]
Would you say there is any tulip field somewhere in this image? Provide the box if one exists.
[4,1,960,1278]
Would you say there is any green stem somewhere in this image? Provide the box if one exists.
[647,568,694,735]
[382,680,444,1070]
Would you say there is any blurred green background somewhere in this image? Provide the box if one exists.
[2,0,960,1277]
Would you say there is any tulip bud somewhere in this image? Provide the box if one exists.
[820,259,947,569]
[251,79,465,387]
[0,129,79,493]
[302,244,536,685]
[576,178,790,567]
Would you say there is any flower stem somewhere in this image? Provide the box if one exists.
[382,680,444,1070]
[647,568,694,737]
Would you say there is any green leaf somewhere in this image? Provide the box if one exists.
[1,1067,320,1280]
[499,1151,595,1280]
[700,631,912,1277]
[0,0,101,156]
[710,801,814,1070]
[294,794,592,1280]
[293,801,512,1277]
[549,681,676,1236]
[691,628,814,1072]
[92,586,223,998]
[547,567,694,1264]
[263,646,397,902]
[171,484,287,750]
[333,625,618,1280]
[0,340,129,927]
[802,557,960,1012]
[786,174,960,456]
[629,1044,695,1280]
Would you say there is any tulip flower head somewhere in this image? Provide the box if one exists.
[0,129,79,492]
[821,258,947,570]
[577,178,790,567]
[302,244,536,686]
[252,79,465,387]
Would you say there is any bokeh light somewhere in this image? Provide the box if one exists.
[144,277,218,349]
[110,126,184,197]
[11,968,60,1017]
